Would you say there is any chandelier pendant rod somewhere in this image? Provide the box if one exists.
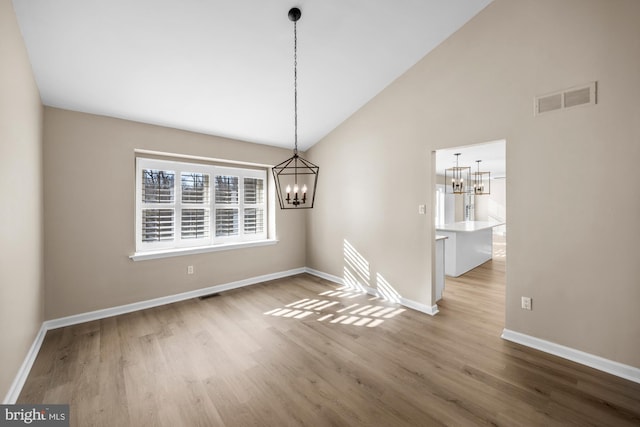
[293,19,298,157]
[293,18,298,188]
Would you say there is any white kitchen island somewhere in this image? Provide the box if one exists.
[436,221,504,277]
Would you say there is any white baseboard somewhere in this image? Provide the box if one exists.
[3,267,305,403]
[305,268,439,316]
[3,324,47,404]
[45,268,305,330]
[400,297,439,316]
[304,268,344,286]
[501,329,640,384]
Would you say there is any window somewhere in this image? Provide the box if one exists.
[136,158,267,253]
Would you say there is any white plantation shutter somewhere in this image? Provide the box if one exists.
[243,177,264,204]
[243,208,264,234]
[181,208,209,239]
[214,175,238,204]
[136,158,267,253]
[142,209,174,242]
[215,175,239,238]
[142,170,175,202]
[181,173,210,240]
[181,173,209,203]
[141,169,175,244]
[215,208,239,236]
[243,177,265,234]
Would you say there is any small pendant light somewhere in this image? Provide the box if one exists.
[445,153,470,194]
[472,160,491,195]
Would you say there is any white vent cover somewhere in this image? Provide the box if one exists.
[535,82,597,116]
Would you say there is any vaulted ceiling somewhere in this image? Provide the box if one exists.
[13,0,492,151]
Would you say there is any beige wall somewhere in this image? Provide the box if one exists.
[43,108,306,319]
[307,0,640,368]
[0,0,44,400]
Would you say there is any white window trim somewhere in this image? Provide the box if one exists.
[133,157,270,259]
[130,238,278,261]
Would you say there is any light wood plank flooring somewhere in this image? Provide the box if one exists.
[19,246,640,426]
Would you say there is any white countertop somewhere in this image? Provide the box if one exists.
[436,220,505,232]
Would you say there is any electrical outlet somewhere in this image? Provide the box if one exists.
[418,204,426,215]
[187,265,194,275]
[521,296,532,310]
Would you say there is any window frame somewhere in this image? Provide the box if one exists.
[135,158,268,254]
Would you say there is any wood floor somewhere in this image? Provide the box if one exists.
[19,243,640,426]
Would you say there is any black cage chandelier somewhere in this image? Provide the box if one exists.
[272,7,319,209]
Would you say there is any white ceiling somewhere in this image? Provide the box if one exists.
[13,0,492,151]
[436,140,506,179]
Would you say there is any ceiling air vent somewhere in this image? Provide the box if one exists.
[535,82,597,116]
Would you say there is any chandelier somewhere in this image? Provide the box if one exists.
[472,160,491,195]
[272,7,319,209]
[445,153,470,194]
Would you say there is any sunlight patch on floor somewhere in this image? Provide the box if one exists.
[493,234,507,258]
[264,287,406,328]
[265,239,408,327]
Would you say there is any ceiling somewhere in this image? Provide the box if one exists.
[13,0,492,151]
[435,140,506,179]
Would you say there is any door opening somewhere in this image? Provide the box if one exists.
[432,139,507,322]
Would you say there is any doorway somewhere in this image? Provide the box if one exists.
[432,140,506,318]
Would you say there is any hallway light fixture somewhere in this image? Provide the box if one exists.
[472,160,491,195]
[272,7,319,209]
[445,153,470,194]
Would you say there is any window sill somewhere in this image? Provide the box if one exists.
[130,239,278,261]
